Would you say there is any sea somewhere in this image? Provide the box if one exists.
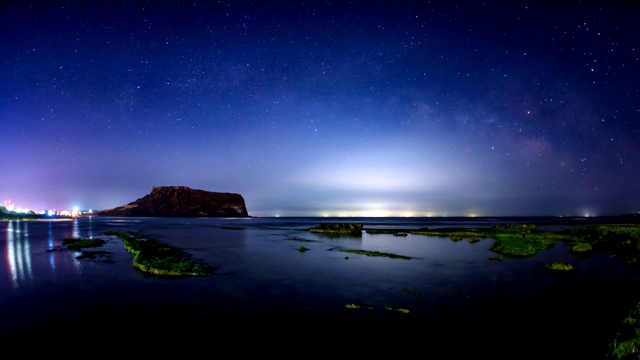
[1,215,639,357]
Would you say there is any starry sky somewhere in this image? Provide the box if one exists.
[1,1,639,217]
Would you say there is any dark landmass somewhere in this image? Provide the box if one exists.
[95,186,249,217]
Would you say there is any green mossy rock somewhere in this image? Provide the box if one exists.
[62,237,107,250]
[385,305,410,313]
[309,223,363,236]
[345,303,374,310]
[571,242,593,253]
[543,261,573,271]
[609,302,640,359]
[490,241,537,257]
[340,249,413,260]
[105,231,214,276]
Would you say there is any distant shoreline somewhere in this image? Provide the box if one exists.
[1,214,74,221]
[3,213,639,223]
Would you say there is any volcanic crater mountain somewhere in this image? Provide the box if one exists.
[97,186,249,217]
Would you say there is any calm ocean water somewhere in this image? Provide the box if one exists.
[1,216,639,356]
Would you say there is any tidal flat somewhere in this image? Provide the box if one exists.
[1,216,639,358]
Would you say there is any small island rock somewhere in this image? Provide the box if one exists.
[96,186,249,217]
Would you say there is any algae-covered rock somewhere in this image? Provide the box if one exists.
[489,237,539,256]
[62,237,107,250]
[385,305,410,313]
[571,242,593,253]
[340,249,413,260]
[489,229,557,257]
[309,223,363,236]
[543,261,573,271]
[490,241,537,257]
[105,231,214,276]
[345,303,374,310]
[609,302,640,359]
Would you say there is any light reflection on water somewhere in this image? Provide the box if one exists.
[0,216,639,355]
[1,218,92,291]
[47,221,55,273]
[72,218,79,238]
[5,221,33,288]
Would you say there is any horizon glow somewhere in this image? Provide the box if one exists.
[1,2,639,217]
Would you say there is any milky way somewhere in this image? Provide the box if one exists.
[1,1,638,216]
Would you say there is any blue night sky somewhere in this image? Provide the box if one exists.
[1,1,639,217]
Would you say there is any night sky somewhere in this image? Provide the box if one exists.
[1,1,639,217]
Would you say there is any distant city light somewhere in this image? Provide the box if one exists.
[2,199,86,218]
[359,210,390,217]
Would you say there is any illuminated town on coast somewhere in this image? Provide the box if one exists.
[2,199,91,219]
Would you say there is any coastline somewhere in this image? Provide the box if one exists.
[1,216,640,357]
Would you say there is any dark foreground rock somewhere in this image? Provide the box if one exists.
[96,186,249,217]
[309,223,363,236]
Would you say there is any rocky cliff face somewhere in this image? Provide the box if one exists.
[97,186,249,217]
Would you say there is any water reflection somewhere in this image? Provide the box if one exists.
[72,218,80,238]
[5,220,33,288]
[87,216,94,238]
[46,219,85,275]
[48,221,56,273]
[69,219,83,274]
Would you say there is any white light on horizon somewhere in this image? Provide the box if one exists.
[359,210,391,217]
